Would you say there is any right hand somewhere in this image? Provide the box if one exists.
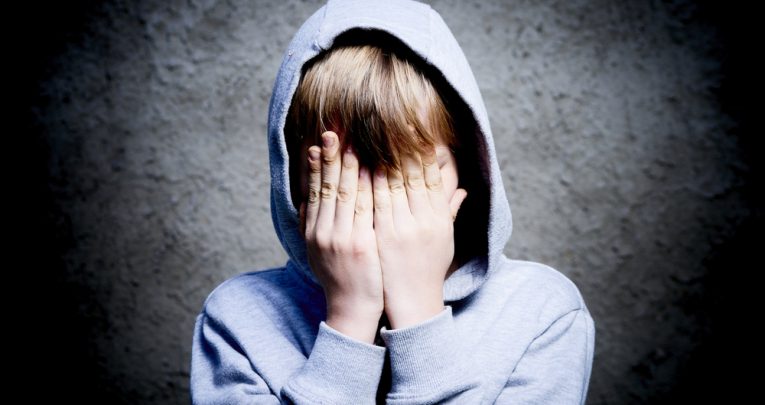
[299,130,384,344]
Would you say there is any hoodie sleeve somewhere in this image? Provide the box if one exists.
[190,312,281,404]
[378,305,483,404]
[378,305,595,404]
[190,310,388,405]
[281,320,388,404]
[495,307,596,404]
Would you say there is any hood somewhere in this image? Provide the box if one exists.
[266,0,512,302]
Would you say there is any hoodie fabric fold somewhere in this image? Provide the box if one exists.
[191,0,595,403]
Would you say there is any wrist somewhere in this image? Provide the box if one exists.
[326,304,383,344]
[385,292,445,330]
[326,314,380,344]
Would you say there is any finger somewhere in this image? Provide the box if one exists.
[421,144,449,214]
[334,144,359,236]
[305,146,321,235]
[354,166,374,231]
[316,131,342,232]
[449,188,468,222]
[387,165,413,227]
[372,166,393,233]
[402,151,429,217]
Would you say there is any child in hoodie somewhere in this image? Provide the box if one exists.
[191,1,595,404]
[286,29,489,347]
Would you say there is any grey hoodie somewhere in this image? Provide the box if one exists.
[190,0,595,403]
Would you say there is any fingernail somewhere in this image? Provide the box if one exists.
[344,143,353,155]
[359,166,368,179]
[323,133,335,148]
[375,166,385,178]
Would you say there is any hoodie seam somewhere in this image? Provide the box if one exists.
[579,308,594,405]
[532,307,583,344]
[312,3,328,50]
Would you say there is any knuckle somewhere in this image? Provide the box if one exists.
[354,199,367,216]
[329,238,348,254]
[336,186,352,202]
[422,158,437,169]
[350,238,364,255]
[320,181,336,199]
[406,174,425,189]
[389,182,406,194]
[314,232,331,250]
[374,199,390,211]
[322,153,337,165]
[426,178,443,191]
[307,187,320,203]
[357,182,370,193]
[350,239,369,256]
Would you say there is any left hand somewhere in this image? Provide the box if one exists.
[372,143,468,329]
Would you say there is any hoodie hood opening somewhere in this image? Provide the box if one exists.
[285,27,490,269]
[267,0,512,302]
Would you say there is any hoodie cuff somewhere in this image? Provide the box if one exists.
[379,305,477,400]
[282,320,386,404]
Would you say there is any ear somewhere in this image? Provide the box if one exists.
[449,188,468,222]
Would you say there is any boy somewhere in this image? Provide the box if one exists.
[191,1,595,404]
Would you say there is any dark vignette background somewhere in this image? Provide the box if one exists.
[13,0,760,403]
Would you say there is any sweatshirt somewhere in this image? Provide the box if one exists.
[190,0,596,404]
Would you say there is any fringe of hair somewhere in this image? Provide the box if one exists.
[286,32,459,172]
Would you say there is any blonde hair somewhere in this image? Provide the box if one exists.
[285,31,459,173]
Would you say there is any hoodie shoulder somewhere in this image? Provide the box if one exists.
[199,264,326,330]
[198,266,289,318]
[489,256,589,320]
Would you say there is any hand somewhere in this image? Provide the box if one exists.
[300,131,384,344]
[371,144,468,329]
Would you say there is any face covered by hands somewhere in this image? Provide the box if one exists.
[299,130,468,335]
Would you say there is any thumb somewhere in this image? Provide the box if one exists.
[449,188,468,222]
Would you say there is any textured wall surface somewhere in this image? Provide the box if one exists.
[22,0,759,403]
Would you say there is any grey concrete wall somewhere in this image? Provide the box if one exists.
[22,0,759,403]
